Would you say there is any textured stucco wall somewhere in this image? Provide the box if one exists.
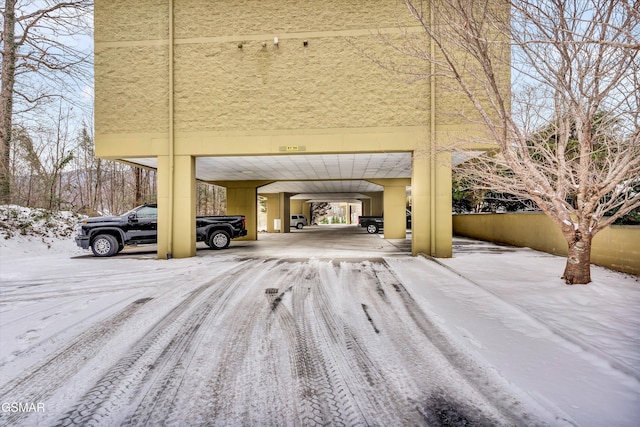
[453,213,640,276]
[172,36,427,132]
[95,0,170,135]
[173,0,416,37]
[94,0,502,142]
[94,45,169,134]
[93,0,442,138]
[94,0,169,43]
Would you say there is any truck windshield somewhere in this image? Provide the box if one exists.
[122,206,157,219]
[136,206,158,219]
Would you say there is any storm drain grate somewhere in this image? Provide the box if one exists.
[265,288,279,294]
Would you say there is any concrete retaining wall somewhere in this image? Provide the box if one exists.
[453,212,640,276]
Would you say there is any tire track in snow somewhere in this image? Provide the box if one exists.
[0,297,153,427]
[308,261,388,426]
[289,263,351,426]
[3,255,556,426]
[271,260,416,426]
[373,259,547,426]
[189,259,302,426]
[126,259,275,425]
[327,260,426,425]
[0,284,155,304]
[55,259,257,427]
[0,267,177,301]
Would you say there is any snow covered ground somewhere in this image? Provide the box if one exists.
[0,211,638,426]
[400,240,640,427]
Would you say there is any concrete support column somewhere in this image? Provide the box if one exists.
[362,192,384,216]
[226,186,258,241]
[411,151,452,257]
[367,179,410,239]
[262,192,293,233]
[157,156,170,259]
[157,155,196,259]
[279,192,292,233]
[346,203,359,224]
[433,151,453,257]
[303,201,311,224]
[382,184,407,239]
[360,198,371,217]
[218,180,272,241]
[411,153,431,257]
[263,193,280,233]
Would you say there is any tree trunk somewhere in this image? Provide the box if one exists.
[562,231,592,285]
[0,0,17,203]
[134,167,142,205]
[93,159,102,213]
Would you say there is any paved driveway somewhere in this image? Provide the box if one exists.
[0,226,548,426]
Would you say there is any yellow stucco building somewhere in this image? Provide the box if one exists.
[94,0,479,259]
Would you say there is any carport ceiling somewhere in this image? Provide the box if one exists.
[125,153,412,194]
[123,151,478,194]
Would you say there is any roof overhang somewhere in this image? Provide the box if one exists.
[123,150,483,197]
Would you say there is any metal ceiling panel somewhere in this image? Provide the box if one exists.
[123,153,411,194]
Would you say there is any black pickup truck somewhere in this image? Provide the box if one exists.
[358,209,412,234]
[75,203,247,257]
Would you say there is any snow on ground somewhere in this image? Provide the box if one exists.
[391,241,640,427]
[0,207,638,426]
[0,206,85,251]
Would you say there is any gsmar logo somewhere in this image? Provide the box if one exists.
[1,402,45,413]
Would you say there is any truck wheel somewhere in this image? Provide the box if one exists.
[366,224,379,234]
[296,223,304,229]
[209,230,230,249]
[91,234,118,257]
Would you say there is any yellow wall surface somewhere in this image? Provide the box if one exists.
[93,0,505,258]
[94,0,490,157]
[290,200,304,216]
[95,0,428,142]
[453,213,640,276]
[263,193,280,233]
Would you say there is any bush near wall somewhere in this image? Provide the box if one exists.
[452,212,640,276]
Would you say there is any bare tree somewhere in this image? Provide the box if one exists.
[196,183,226,216]
[311,202,331,225]
[70,122,103,214]
[0,0,92,203]
[380,0,639,284]
[10,103,77,210]
[131,166,158,207]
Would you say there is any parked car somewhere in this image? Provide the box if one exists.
[75,204,247,257]
[290,214,308,229]
[358,209,412,234]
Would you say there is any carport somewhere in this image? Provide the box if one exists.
[122,148,454,259]
[93,1,485,261]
